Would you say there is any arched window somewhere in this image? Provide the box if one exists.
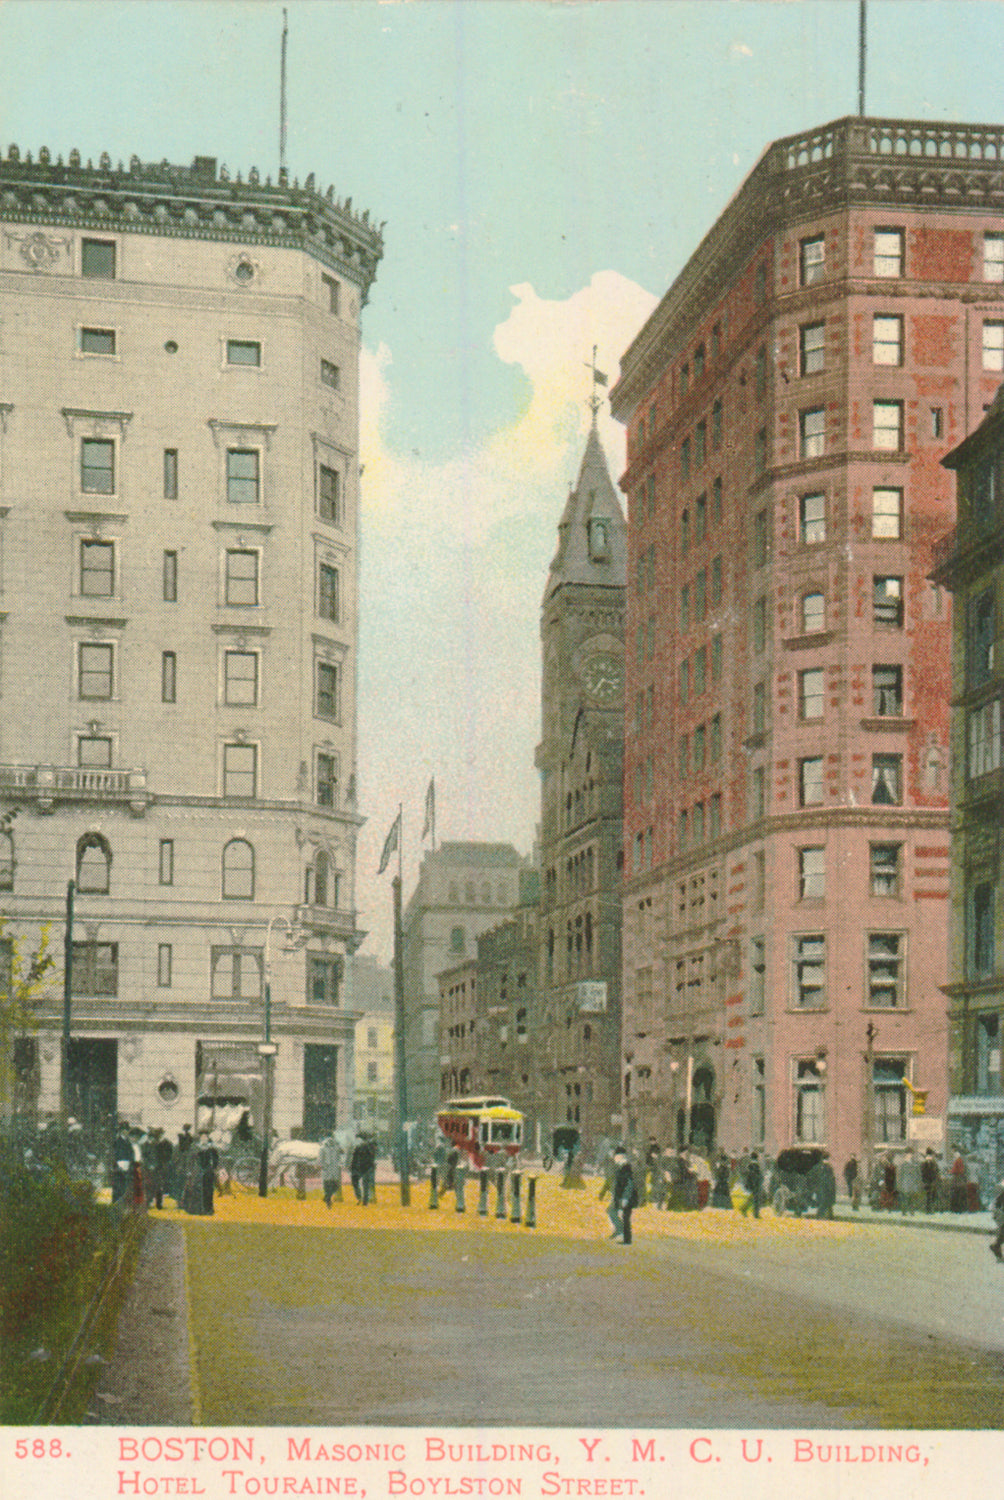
[222,838,254,900]
[76,832,111,894]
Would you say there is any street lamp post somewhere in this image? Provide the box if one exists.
[258,914,301,1198]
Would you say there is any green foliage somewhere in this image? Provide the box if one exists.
[0,1140,123,1423]
[0,913,56,1109]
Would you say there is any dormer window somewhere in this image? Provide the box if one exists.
[588,517,610,561]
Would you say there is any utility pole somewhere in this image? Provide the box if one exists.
[60,879,74,1125]
[393,873,410,1205]
[863,1020,877,1190]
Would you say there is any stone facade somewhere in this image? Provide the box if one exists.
[933,385,1004,1186]
[612,116,1004,1170]
[535,422,626,1156]
[0,145,382,1142]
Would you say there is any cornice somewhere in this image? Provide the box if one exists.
[612,115,1004,419]
[1,144,384,303]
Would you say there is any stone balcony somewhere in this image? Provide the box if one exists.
[0,763,150,814]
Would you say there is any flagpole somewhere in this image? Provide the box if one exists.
[392,803,410,1205]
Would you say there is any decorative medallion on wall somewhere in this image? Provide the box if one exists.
[228,253,260,287]
[157,1073,180,1106]
[11,229,72,271]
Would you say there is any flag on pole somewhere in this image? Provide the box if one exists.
[377,810,401,875]
[593,368,608,386]
[422,777,436,843]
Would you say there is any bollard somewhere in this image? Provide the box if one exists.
[524,1175,536,1229]
[478,1170,489,1216]
[495,1171,507,1219]
[429,1165,439,1210]
[455,1163,467,1213]
[509,1171,521,1224]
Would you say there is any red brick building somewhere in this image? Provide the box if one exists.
[610,117,1004,1175]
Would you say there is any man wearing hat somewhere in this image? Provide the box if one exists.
[607,1147,640,1244]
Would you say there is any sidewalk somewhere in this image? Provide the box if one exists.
[832,1196,996,1235]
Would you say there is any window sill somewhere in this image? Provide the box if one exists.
[860,716,915,732]
[783,630,835,651]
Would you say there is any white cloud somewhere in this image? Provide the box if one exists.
[354,271,657,959]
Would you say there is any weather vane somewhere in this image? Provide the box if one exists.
[584,345,608,423]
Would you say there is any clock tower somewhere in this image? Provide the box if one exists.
[534,414,626,1153]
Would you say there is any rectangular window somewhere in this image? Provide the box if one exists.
[694,646,706,696]
[226,449,260,504]
[679,658,690,705]
[81,438,114,494]
[224,650,258,706]
[802,592,825,634]
[211,946,263,1001]
[646,474,656,517]
[680,364,689,398]
[80,539,114,597]
[309,956,342,1007]
[157,943,172,988]
[800,407,825,459]
[793,937,826,1010]
[679,586,689,631]
[161,650,177,704]
[80,326,115,355]
[79,642,113,700]
[711,633,723,681]
[317,752,337,808]
[752,596,767,654]
[873,400,904,451]
[872,487,902,539]
[800,236,825,286]
[985,232,1004,283]
[799,756,824,806]
[750,938,766,1016]
[709,793,721,840]
[795,1060,825,1140]
[78,735,111,768]
[971,883,996,980]
[799,846,826,900]
[871,753,902,805]
[695,491,707,542]
[223,743,257,798]
[710,713,721,762]
[968,698,1002,778]
[751,765,766,820]
[800,667,824,721]
[71,940,118,995]
[753,510,768,567]
[226,339,261,366]
[752,849,765,909]
[695,569,706,621]
[694,343,705,380]
[873,575,903,627]
[800,321,825,376]
[318,464,340,523]
[225,549,259,606]
[319,563,339,622]
[931,407,944,439]
[646,616,655,660]
[868,933,904,1008]
[680,438,690,480]
[872,664,903,717]
[692,802,705,843]
[712,477,722,523]
[163,449,178,500]
[754,427,767,474]
[695,421,706,468]
[693,723,706,771]
[159,839,174,886]
[873,1060,907,1142]
[320,358,340,389]
[680,509,690,554]
[711,401,722,450]
[798,492,826,545]
[752,1057,766,1144]
[163,550,178,602]
[678,735,689,778]
[81,238,116,278]
[873,314,904,366]
[752,681,765,735]
[317,661,339,720]
[870,843,900,897]
[874,228,904,278]
[711,555,722,607]
[982,321,1004,372]
[322,273,340,314]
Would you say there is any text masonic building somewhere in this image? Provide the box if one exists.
[0,145,383,1140]
[611,116,1004,1167]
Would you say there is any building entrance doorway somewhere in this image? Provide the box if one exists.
[303,1044,338,1140]
[66,1037,117,1133]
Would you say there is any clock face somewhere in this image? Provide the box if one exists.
[582,651,623,705]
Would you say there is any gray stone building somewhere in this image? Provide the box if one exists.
[535,418,626,1155]
[0,145,382,1141]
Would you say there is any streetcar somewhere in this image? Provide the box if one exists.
[435,1096,524,1170]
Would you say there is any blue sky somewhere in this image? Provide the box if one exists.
[3,0,1003,958]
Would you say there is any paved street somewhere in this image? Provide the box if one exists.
[97,1179,1004,1429]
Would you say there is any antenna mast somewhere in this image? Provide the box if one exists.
[279,8,289,178]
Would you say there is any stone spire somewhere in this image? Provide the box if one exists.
[544,417,626,600]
